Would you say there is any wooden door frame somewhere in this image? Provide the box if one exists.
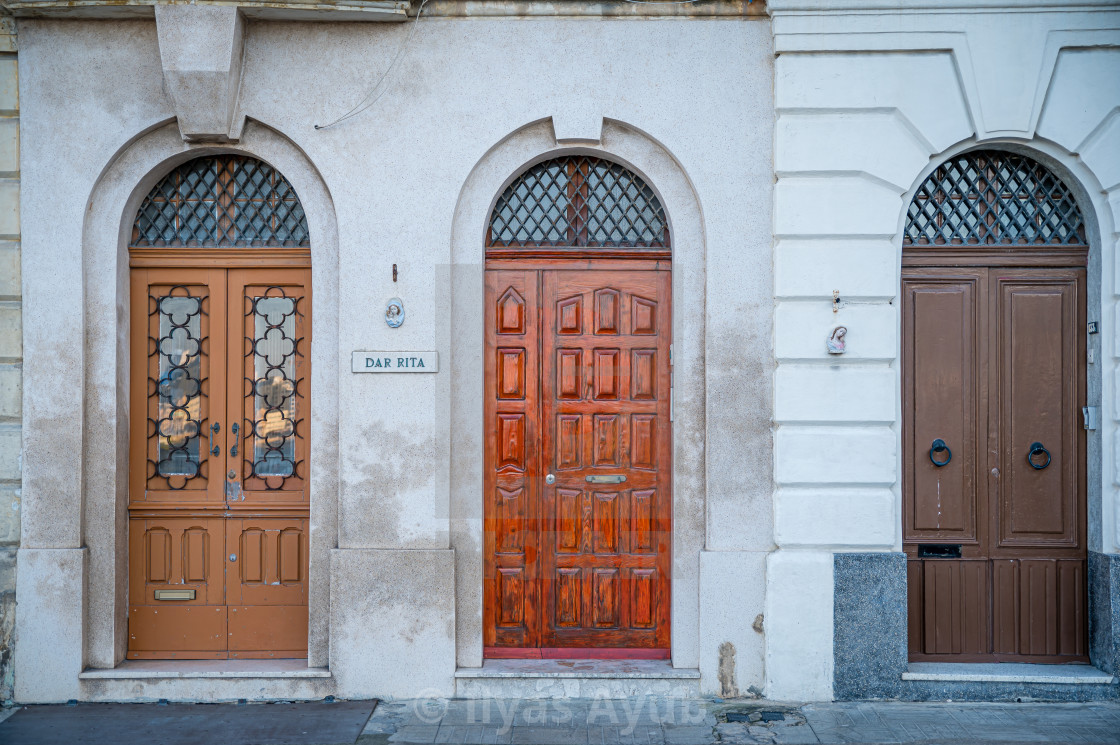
[482,256,673,659]
[901,247,1090,663]
[126,250,313,660]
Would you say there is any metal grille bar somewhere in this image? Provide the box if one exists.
[489,156,668,248]
[905,151,1086,246]
[132,155,310,248]
[149,285,207,490]
[244,287,305,491]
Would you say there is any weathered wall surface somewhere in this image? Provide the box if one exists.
[14,10,773,701]
[0,15,18,705]
[768,0,1120,701]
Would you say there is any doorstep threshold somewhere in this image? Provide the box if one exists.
[456,659,700,679]
[80,659,330,680]
[902,662,1116,685]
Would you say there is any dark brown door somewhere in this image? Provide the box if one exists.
[484,261,672,657]
[128,265,310,659]
[903,266,1087,662]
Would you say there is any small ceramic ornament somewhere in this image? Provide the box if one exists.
[385,297,405,328]
[827,326,847,355]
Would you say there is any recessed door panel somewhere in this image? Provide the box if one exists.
[995,273,1082,549]
[228,605,309,658]
[919,558,989,656]
[902,271,983,544]
[128,516,226,607]
[225,517,308,607]
[128,606,228,658]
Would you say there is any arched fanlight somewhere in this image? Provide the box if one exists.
[905,150,1085,246]
[489,155,668,249]
[132,155,309,248]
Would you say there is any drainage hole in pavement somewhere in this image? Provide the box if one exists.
[722,710,790,724]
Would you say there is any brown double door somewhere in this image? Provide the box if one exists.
[903,264,1087,661]
[484,261,672,657]
[127,264,310,659]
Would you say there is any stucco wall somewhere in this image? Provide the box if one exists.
[768,0,1120,701]
[13,11,774,701]
[14,1,1119,705]
[0,14,18,705]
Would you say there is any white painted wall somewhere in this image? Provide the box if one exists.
[768,0,1120,701]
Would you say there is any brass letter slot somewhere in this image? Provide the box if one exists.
[585,474,627,484]
[154,589,196,601]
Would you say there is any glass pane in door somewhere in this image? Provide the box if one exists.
[248,293,300,485]
[155,290,204,481]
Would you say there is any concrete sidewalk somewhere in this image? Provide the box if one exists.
[1,697,1118,745]
[361,697,1120,745]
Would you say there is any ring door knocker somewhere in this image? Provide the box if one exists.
[929,438,952,467]
[1027,441,1051,470]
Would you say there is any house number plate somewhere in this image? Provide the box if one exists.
[352,351,439,373]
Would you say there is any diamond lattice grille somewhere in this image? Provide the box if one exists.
[905,151,1086,246]
[132,155,310,248]
[489,156,668,248]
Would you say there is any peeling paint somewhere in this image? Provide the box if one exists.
[718,641,739,699]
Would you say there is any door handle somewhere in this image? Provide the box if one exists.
[545,474,555,485]
[1027,442,1051,470]
[929,439,951,467]
[209,422,220,457]
[230,422,240,457]
[586,474,627,484]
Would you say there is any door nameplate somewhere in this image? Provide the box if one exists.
[352,351,439,373]
[154,589,196,601]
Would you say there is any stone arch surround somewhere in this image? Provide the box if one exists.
[448,117,769,694]
[833,137,1113,701]
[15,119,341,701]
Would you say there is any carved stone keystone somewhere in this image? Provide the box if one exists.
[155,5,246,142]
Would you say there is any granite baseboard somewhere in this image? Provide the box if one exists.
[833,551,1120,702]
[833,552,908,700]
[1089,550,1120,676]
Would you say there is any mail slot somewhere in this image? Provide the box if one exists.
[917,544,962,559]
[585,474,627,484]
[154,589,196,601]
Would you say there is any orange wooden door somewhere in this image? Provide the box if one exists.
[484,261,672,657]
[903,266,1087,662]
[128,265,310,660]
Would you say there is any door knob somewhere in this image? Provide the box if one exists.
[545,474,555,485]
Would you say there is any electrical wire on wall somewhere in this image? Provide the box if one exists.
[314,0,752,128]
[314,0,430,130]
[620,0,752,4]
